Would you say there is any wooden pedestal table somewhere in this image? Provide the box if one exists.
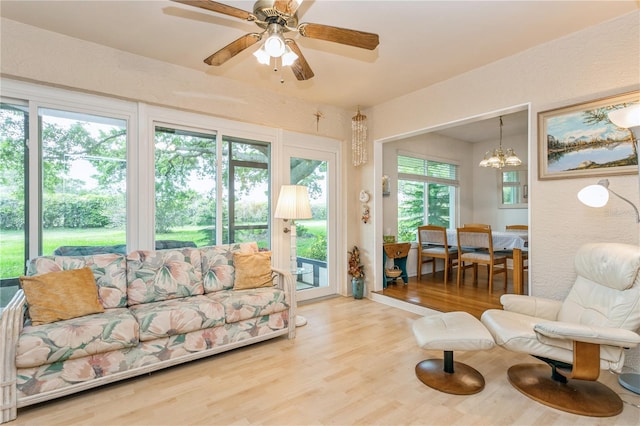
[383,242,410,288]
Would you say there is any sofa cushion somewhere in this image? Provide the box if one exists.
[207,288,289,323]
[233,251,274,290]
[20,267,105,325]
[126,248,203,305]
[15,308,138,369]
[200,242,259,293]
[26,253,128,309]
[129,295,226,342]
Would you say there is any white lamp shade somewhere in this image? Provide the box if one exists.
[577,184,610,208]
[608,104,640,130]
[253,47,270,65]
[274,185,312,220]
[281,46,298,67]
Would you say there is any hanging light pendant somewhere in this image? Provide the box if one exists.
[352,107,368,166]
[479,116,522,169]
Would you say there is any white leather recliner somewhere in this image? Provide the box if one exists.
[481,242,640,417]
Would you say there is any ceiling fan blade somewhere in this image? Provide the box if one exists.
[273,0,303,16]
[286,39,314,81]
[172,0,255,21]
[298,22,379,50]
[204,33,261,66]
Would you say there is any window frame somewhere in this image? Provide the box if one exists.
[0,79,280,265]
[396,152,459,241]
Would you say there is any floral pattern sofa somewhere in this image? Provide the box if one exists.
[0,242,295,424]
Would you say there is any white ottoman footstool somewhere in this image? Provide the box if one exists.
[412,311,495,395]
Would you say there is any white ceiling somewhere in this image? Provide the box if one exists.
[435,109,529,143]
[1,0,636,111]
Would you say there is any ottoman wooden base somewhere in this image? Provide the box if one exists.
[412,312,495,395]
[416,357,485,395]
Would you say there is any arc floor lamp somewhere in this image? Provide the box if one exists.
[577,102,640,394]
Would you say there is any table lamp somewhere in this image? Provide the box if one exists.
[578,102,640,394]
[274,185,312,327]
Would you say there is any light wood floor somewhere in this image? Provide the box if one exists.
[11,297,639,425]
[376,267,529,319]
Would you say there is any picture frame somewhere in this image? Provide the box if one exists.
[538,90,639,180]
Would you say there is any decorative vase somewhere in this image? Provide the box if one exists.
[352,277,364,299]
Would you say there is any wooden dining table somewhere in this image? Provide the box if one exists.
[445,229,528,294]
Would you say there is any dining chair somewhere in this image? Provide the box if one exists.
[456,227,508,292]
[463,223,491,229]
[505,224,528,231]
[417,225,458,283]
[502,224,529,272]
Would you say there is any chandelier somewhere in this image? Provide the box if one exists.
[479,116,522,169]
[352,107,368,166]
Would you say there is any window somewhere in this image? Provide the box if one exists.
[153,129,271,248]
[222,136,270,247]
[500,167,528,208]
[154,125,217,247]
[40,108,127,255]
[0,101,28,285]
[397,154,458,242]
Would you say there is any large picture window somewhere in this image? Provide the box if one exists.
[397,154,458,242]
[39,108,127,255]
[0,101,28,284]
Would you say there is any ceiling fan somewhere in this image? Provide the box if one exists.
[172,0,380,81]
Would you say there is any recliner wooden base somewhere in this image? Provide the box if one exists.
[507,364,622,417]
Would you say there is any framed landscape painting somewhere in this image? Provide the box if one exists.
[538,91,639,180]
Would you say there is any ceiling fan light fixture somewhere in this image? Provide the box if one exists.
[253,46,271,65]
[172,0,380,81]
[281,45,298,66]
[263,24,286,57]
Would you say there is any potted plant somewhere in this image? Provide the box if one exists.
[348,246,365,299]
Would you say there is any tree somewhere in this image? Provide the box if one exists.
[584,105,638,160]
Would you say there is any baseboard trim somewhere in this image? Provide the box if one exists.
[369,292,441,317]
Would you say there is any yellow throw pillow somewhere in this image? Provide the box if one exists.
[233,251,274,290]
[20,267,105,325]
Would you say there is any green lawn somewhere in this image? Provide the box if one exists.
[0,221,328,279]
